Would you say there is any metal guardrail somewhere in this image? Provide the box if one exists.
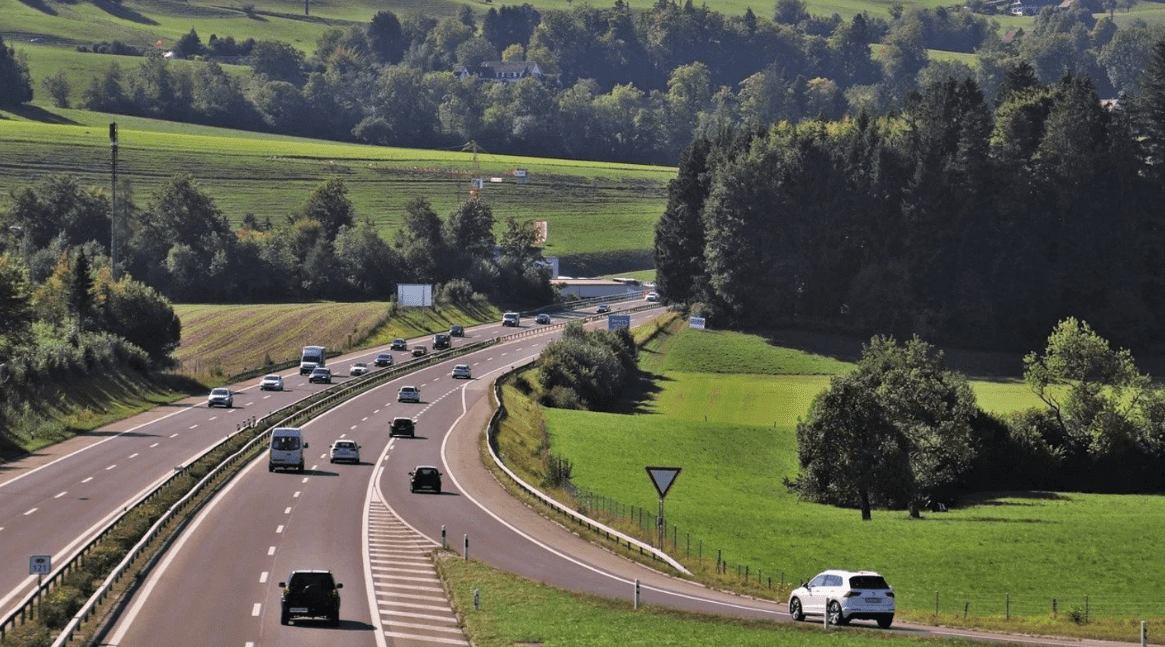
[5,307,669,643]
[483,350,689,575]
[1,339,494,644]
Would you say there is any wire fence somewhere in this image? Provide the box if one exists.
[574,488,792,593]
[573,488,1164,619]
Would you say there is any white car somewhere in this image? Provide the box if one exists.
[259,374,284,391]
[596,303,611,313]
[788,570,895,628]
[329,440,360,464]
[397,386,420,403]
[207,387,233,408]
[349,362,369,376]
[451,364,471,379]
[645,291,659,302]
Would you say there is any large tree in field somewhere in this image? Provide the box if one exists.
[1023,318,1151,459]
[789,335,978,519]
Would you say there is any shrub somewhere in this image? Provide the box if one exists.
[38,585,83,629]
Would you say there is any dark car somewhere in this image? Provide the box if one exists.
[279,570,342,626]
[449,325,465,337]
[390,417,415,438]
[433,333,451,350]
[409,466,442,493]
[535,313,551,324]
[374,353,394,367]
[390,338,408,351]
[308,367,332,384]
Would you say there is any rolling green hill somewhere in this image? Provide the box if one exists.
[0,113,674,273]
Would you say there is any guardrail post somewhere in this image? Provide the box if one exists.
[634,579,640,609]
[463,534,469,560]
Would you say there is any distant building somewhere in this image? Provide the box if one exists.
[455,61,560,85]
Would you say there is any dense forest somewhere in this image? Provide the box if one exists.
[7,0,1165,165]
[654,41,1165,356]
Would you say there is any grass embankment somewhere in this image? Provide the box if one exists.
[495,314,1165,643]
[0,300,499,459]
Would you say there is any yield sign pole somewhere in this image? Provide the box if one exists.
[646,466,681,550]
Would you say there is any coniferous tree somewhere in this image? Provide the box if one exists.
[0,34,33,107]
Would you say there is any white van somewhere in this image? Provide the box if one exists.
[502,312,520,327]
[269,427,308,473]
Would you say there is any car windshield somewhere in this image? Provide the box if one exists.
[849,576,890,589]
[287,572,334,591]
[212,389,228,396]
[417,468,437,476]
[272,436,300,450]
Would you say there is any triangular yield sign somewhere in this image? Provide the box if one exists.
[646,466,682,498]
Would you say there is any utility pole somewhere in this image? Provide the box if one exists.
[109,122,119,281]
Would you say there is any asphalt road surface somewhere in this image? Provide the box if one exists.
[0,303,1151,647]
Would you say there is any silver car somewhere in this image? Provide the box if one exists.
[329,440,360,464]
[259,374,284,391]
[788,570,895,628]
[451,364,471,379]
[207,388,233,408]
[397,386,420,403]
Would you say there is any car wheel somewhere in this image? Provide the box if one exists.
[268,464,274,473]
[827,601,847,626]
[329,458,335,464]
[298,463,305,473]
[281,609,290,625]
[329,611,340,627]
[788,597,804,622]
[434,485,441,494]
[877,615,894,629]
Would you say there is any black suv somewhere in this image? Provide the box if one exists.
[433,333,451,349]
[279,570,342,626]
[410,466,442,493]
[449,324,464,337]
[390,417,415,437]
[390,338,408,351]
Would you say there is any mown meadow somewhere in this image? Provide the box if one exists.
[0,115,673,271]
[530,316,1165,641]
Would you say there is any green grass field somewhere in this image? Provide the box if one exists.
[0,115,673,268]
[537,321,1165,630]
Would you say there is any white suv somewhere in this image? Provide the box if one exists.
[788,570,895,628]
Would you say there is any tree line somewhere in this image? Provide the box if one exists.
[3,173,553,306]
[789,320,1165,518]
[654,44,1165,357]
[6,0,1164,165]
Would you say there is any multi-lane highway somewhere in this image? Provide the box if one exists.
[0,303,1148,647]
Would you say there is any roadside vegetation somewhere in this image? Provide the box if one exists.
[437,553,1017,647]
[493,312,1165,642]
